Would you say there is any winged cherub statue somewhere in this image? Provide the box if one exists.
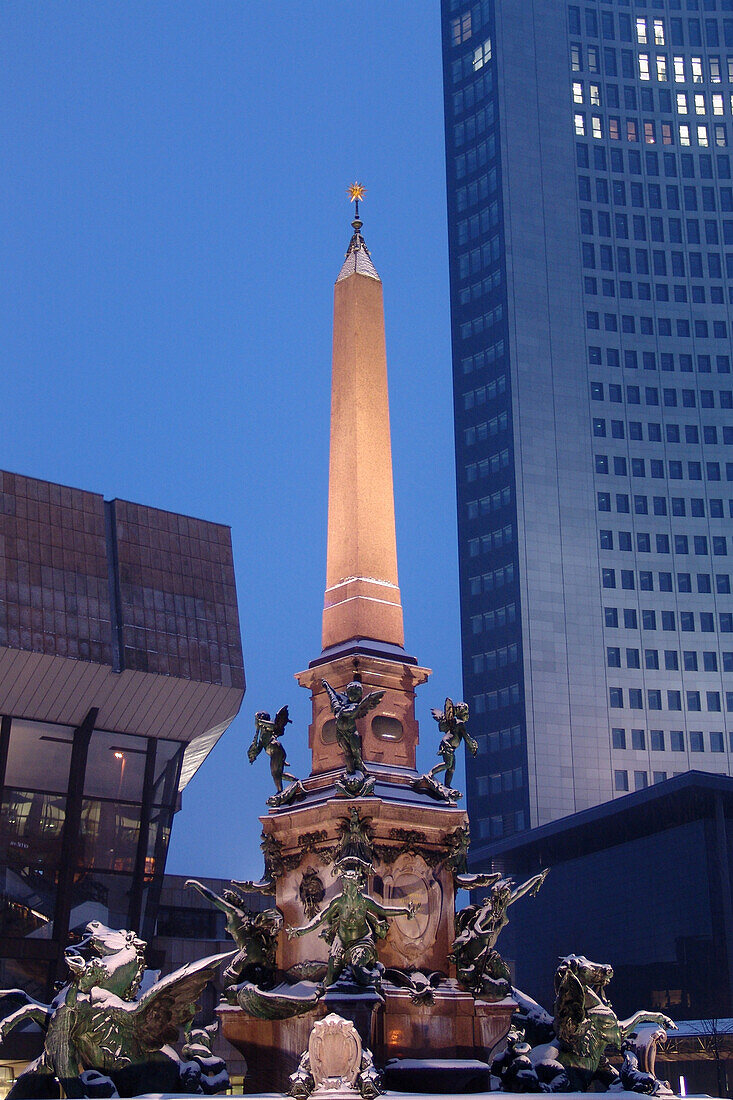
[322,680,384,776]
[429,697,477,789]
[248,705,305,806]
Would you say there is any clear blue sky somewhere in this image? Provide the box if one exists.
[1,1,463,879]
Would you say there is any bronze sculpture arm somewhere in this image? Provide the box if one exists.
[471,902,498,937]
[185,879,239,918]
[509,868,549,906]
[286,898,337,939]
[367,897,418,921]
[322,679,342,714]
[460,729,479,756]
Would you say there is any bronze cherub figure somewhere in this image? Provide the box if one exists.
[429,697,477,789]
[322,680,384,796]
[248,705,305,806]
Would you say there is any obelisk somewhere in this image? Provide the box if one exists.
[296,186,430,777]
[322,185,404,652]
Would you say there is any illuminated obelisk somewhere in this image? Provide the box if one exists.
[322,184,404,652]
[296,186,430,778]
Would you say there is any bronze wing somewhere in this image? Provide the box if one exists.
[354,689,385,719]
[554,966,588,1051]
[273,705,291,737]
[131,951,233,1052]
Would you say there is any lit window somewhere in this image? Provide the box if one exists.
[573,81,583,104]
[715,125,727,147]
[692,57,703,83]
[713,94,724,116]
[654,20,665,46]
[680,124,691,146]
[639,54,650,80]
[636,18,648,44]
[609,117,621,140]
[592,115,603,139]
[571,44,582,72]
[698,124,709,147]
[674,56,685,83]
[662,122,673,145]
[590,83,601,107]
[473,37,492,71]
[627,119,638,142]
[695,94,706,115]
[575,113,586,136]
[588,46,599,73]
[452,12,472,46]
[677,93,688,114]
[656,56,667,82]
[710,57,721,84]
[644,121,656,144]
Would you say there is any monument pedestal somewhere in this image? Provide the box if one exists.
[219,992,516,1093]
[218,992,383,1096]
[218,1004,319,1094]
[378,987,515,1063]
[473,996,517,1059]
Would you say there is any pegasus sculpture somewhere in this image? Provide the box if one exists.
[0,919,232,1098]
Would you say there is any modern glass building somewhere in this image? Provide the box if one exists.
[0,469,245,1002]
[441,0,733,843]
[470,770,733,1094]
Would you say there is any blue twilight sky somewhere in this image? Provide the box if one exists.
[1,1,464,880]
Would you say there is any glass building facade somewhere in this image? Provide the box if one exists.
[0,469,245,1002]
[470,772,733,1039]
[441,0,733,843]
[0,717,183,1001]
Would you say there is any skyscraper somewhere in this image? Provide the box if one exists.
[441,1,733,843]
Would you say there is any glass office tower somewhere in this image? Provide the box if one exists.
[441,0,733,842]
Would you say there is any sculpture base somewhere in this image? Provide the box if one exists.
[218,1003,318,1094]
[378,987,515,1063]
[322,984,383,1051]
[218,991,516,1093]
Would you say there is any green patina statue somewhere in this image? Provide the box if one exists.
[429,697,477,789]
[411,698,477,802]
[286,864,416,987]
[322,680,384,797]
[0,920,230,1098]
[185,879,282,994]
[451,869,548,1001]
[550,955,676,1091]
[248,705,305,806]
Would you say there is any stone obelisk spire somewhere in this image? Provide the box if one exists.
[297,186,429,778]
[322,183,404,654]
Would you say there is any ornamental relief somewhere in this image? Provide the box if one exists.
[380,852,443,961]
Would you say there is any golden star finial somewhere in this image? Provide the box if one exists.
[347,182,367,203]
